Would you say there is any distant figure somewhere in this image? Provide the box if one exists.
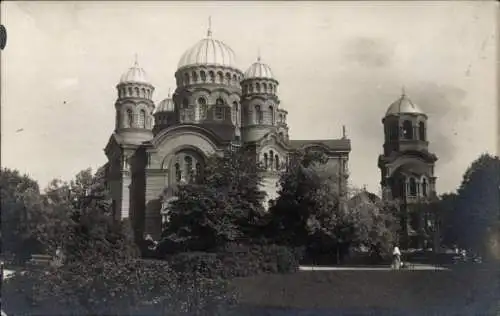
[144,234,158,251]
[392,245,402,269]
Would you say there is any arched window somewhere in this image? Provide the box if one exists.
[275,155,279,170]
[215,107,224,120]
[217,72,224,83]
[225,72,231,84]
[422,178,428,197]
[141,88,146,98]
[209,71,215,82]
[232,101,238,125]
[127,109,134,127]
[255,105,263,124]
[256,82,261,92]
[263,83,267,92]
[184,156,193,183]
[269,150,274,170]
[389,122,399,141]
[198,97,207,119]
[263,153,268,169]
[279,132,284,139]
[138,109,146,128]
[182,98,189,109]
[269,106,274,124]
[200,71,207,82]
[402,120,413,140]
[249,84,254,93]
[409,177,417,196]
[232,74,237,83]
[128,87,133,96]
[134,87,140,97]
[216,98,224,105]
[184,73,189,85]
[419,121,426,141]
[192,71,198,83]
[175,163,181,182]
[195,162,202,182]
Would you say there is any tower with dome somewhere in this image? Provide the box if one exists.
[378,90,438,249]
[104,24,351,241]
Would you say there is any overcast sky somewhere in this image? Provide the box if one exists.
[2,1,498,194]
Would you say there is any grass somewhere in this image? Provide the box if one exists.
[229,266,500,315]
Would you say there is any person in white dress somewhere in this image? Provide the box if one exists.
[392,245,402,269]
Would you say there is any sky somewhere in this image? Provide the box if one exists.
[1,1,498,195]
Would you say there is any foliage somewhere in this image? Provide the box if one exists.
[3,258,237,316]
[217,243,300,278]
[436,192,459,248]
[267,149,399,264]
[452,154,500,259]
[266,149,331,247]
[346,190,400,258]
[166,252,225,279]
[164,243,300,281]
[160,148,267,253]
[1,168,46,263]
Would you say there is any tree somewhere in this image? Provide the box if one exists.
[0,168,46,263]
[160,148,267,253]
[268,149,399,264]
[436,192,459,248]
[453,154,500,259]
[266,149,330,247]
[347,189,400,259]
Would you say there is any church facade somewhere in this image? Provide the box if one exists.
[378,92,438,249]
[104,27,351,241]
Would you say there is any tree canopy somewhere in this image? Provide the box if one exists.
[452,154,500,259]
[159,148,267,253]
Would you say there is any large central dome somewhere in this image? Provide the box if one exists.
[177,29,237,70]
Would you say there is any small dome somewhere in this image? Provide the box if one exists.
[155,97,175,113]
[119,60,150,85]
[178,32,237,70]
[244,57,275,80]
[385,93,424,116]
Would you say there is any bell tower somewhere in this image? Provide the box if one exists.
[378,89,438,249]
[105,57,154,228]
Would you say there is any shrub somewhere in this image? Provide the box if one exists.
[165,252,224,279]
[217,243,300,278]
[2,258,237,316]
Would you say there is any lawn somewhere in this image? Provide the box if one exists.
[229,266,500,315]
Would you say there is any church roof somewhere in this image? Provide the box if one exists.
[385,92,424,116]
[177,25,238,70]
[155,97,175,113]
[244,57,275,80]
[119,58,150,85]
[289,138,351,152]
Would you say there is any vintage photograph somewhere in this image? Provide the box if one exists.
[1,1,499,315]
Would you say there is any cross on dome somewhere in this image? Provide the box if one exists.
[207,16,212,38]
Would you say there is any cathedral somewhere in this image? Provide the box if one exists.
[104,25,351,241]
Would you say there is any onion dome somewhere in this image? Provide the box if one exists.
[119,57,150,85]
[244,56,275,79]
[385,89,424,116]
[177,23,237,70]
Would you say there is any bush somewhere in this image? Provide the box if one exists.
[165,252,225,279]
[217,243,300,278]
[2,258,237,316]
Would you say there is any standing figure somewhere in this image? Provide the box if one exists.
[392,245,402,270]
